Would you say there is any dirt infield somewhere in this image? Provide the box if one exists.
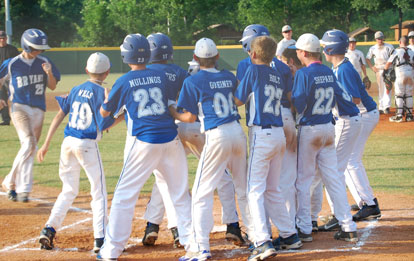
[1,86,413,260]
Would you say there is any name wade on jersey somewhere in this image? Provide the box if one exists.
[16,74,43,88]
[129,76,162,87]
[209,80,233,89]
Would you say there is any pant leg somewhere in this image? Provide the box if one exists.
[144,182,167,225]
[279,107,298,224]
[46,137,81,229]
[100,138,162,259]
[154,136,191,247]
[376,70,392,110]
[310,170,324,221]
[76,138,108,239]
[216,170,238,224]
[3,104,43,193]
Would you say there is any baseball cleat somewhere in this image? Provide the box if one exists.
[39,226,56,250]
[384,108,390,114]
[272,233,303,250]
[312,221,318,232]
[94,238,104,253]
[142,222,159,246]
[406,113,413,122]
[179,250,212,261]
[225,222,245,246]
[7,190,17,201]
[318,215,340,232]
[17,192,29,203]
[350,204,360,211]
[96,254,118,261]
[353,198,381,221]
[297,228,313,242]
[170,227,182,248]
[389,114,403,123]
[248,241,277,261]
[334,229,358,242]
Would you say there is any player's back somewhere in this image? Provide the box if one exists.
[59,81,113,140]
[292,63,337,126]
[147,63,188,97]
[178,69,239,132]
[109,68,177,143]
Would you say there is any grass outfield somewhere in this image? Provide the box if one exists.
[0,73,413,195]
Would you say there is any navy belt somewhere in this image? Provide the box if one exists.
[262,125,272,129]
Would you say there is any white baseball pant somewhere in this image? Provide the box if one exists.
[296,123,356,235]
[279,107,298,223]
[376,69,392,111]
[100,136,192,258]
[247,126,296,246]
[46,136,108,238]
[143,121,239,227]
[394,66,414,115]
[188,121,253,252]
[311,115,362,217]
[2,103,44,193]
[345,109,379,207]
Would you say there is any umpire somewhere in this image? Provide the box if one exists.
[0,30,19,125]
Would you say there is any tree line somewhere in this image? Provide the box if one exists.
[1,0,413,48]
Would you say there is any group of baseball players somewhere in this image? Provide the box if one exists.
[0,25,413,261]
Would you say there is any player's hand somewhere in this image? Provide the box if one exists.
[372,67,378,73]
[37,146,48,163]
[42,62,52,74]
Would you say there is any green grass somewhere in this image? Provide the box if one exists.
[0,73,413,196]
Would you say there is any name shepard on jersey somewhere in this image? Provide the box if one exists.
[314,75,334,84]
[16,74,43,88]
[209,80,233,89]
[129,76,162,87]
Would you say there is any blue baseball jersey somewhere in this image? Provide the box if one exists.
[332,59,361,116]
[236,57,292,108]
[0,54,61,111]
[292,62,352,126]
[102,68,177,144]
[147,63,189,99]
[56,81,114,140]
[235,64,284,127]
[177,69,240,132]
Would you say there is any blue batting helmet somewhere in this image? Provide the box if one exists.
[21,28,50,53]
[320,29,349,55]
[147,33,173,63]
[120,34,151,64]
[240,24,270,53]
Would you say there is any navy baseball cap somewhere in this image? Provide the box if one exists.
[0,31,6,38]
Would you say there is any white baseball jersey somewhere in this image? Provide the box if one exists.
[276,38,296,58]
[366,43,394,69]
[408,44,414,51]
[345,49,366,78]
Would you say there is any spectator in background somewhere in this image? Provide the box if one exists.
[0,30,19,125]
[276,25,296,60]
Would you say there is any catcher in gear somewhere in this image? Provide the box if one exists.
[382,67,395,93]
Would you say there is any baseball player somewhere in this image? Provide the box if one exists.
[141,33,244,248]
[234,35,302,261]
[366,31,395,114]
[276,25,296,60]
[237,24,298,231]
[312,30,363,232]
[346,37,369,81]
[170,38,253,261]
[1,28,60,202]
[292,33,358,243]
[36,52,114,253]
[384,36,414,122]
[408,31,414,51]
[97,34,192,260]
